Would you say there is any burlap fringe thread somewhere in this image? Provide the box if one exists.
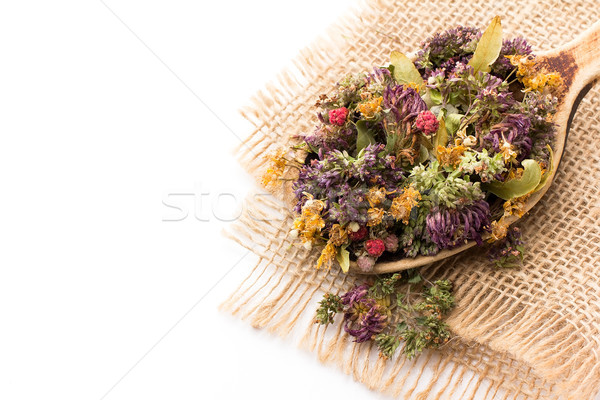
[221,1,600,399]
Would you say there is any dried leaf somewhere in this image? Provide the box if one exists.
[336,245,350,273]
[468,16,503,73]
[445,113,464,135]
[433,117,448,148]
[356,120,376,152]
[390,51,424,91]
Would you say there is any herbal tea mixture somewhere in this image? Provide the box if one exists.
[261,17,562,357]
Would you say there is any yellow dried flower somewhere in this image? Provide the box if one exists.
[366,187,389,207]
[488,218,509,242]
[405,82,421,93]
[503,195,529,218]
[316,242,337,269]
[328,224,348,246]
[359,96,383,119]
[506,55,563,93]
[389,186,421,224]
[436,145,467,168]
[499,140,518,164]
[261,148,287,187]
[506,167,524,181]
[367,207,385,227]
[292,193,326,243]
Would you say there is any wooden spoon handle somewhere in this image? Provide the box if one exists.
[550,20,600,89]
[568,20,600,82]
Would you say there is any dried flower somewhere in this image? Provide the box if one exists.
[384,234,399,252]
[261,148,287,187]
[436,145,467,168]
[503,195,529,218]
[483,114,532,161]
[341,285,388,342]
[348,225,368,241]
[316,242,337,269]
[367,207,385,227]
[358,96,383,119]
[389,186,421,224]
[488,226,525,268]
[328,223,348,246]
[328,107,349,126]
[415,110,439,136]
[426,200,491,248]
[507,55,563,93]
[366,187,388,207]
[356,256,376,272]
[315,293,342,324]
[488,217,509,242]
[292,193,326,244]
[366,239,386,257]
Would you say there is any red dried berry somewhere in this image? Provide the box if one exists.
[328,107,349,126]
[348,226,368,241]
[365,239,385,257]
[415,110,439,136]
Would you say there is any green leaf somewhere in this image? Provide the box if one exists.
[483,159,542,200]
[418,144,429,164]
[356,120,376,152]
[433,117,448,148]
[336,245,350,273]
[390,51,424,91]
[445,113,464,135]
[468,16,503,73]
[385,133,398,154]
[408,273,423,284]
[428,89,443,105]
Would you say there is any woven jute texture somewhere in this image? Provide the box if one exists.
[221,1,600,398]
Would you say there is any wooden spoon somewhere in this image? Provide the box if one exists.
[348,20,600,274]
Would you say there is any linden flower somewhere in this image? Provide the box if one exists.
[261,148,287,187]
[359,96,383,119]
[522,72,562,93]
[292,193,326,243]
[436,145,467,168]
[503,195,529,218]
[328,224,348,246]
[316,242,337,269]
[489,218,509,242]
[366,187,388,207]
[389,186,421,224]
[506,167,525,181]
[367,207,385,227]
[499,140,518,164]
[506,55,562,93]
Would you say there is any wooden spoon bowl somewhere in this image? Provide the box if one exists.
[283,20,600,274]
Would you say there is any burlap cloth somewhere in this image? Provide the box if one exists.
[221,1,600,398]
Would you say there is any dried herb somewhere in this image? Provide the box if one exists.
[316,271,455,359]
[315,293,343,325]
[262,17,560,274]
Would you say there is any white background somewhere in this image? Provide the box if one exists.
[1,2,598,400]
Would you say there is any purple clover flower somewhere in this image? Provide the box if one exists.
[341,284,388,343]
[482,114,533,160]
[382,85,428,124]
[426,200,491,249]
